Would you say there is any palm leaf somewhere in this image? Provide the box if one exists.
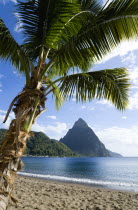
[16,0,56,61]
[44,0,138,77]
[56,68,130,110]
[79,0,101,13]
[43,77,64,110]
[16,0,81,60]
[0,18,31,84]
[45,0,81,49]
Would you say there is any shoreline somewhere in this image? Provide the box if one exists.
[8,176,138,210]
[18,172,138,193]
[19,174,137,194]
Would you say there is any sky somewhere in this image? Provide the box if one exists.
[0,0,138,157]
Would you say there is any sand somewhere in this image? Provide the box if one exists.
[7,176,138,210]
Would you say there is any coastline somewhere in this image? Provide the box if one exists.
[18,171,138,193]
[8,176,138,210]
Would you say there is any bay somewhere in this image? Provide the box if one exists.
[19,157,138,192]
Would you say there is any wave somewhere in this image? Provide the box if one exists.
[18,172,138,189]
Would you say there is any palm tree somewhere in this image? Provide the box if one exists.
[0,0,138,209]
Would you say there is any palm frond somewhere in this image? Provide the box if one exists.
[0,18,31,84]
[79,0,101,13]
[43,47,95,79]
[45,0,81,49]
[90,0,138,52]
[53,85,65,110]
[45,0,138,77]
[16,0,56,60]
[56,68,130,110]
[43,77,64,110]
[16,0,81,60]
[79,0,138,56]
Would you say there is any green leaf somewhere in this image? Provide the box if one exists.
[0,18,31,84]
[45,0,138,77]
[16,0,56,60]
[57,68,130,110]
[16,0,81,60]
[43,77,65,110]
[46,0,81,49]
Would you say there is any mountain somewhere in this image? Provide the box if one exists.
[108,150,123,157]
[60,118,111,157]
[0,121,122,157]
[0,129,77,157]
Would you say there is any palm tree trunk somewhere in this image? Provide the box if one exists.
[0,121,31,210]
[0,85,45,209]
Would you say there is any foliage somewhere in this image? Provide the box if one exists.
[58,68,130,110]
[0,0,137,112]
[0,129,77,157]
[0,1,137,207]
[26,131,77,156]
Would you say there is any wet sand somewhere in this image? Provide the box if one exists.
[7,176,138,210]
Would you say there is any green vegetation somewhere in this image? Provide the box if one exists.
[0,129,77,157]
[0,1,137,207]
[26,131,77,157]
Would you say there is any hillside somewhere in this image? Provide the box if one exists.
[60,118,111,157]
[0,129,77,157]
[0,123,122,157]
[108,150,123,157]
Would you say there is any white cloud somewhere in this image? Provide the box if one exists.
[129,67,138,86]
[46,122,67,134]
[81,105,86,109]
[47,115,57,120]
[96,99,112,107]
[0,110,7,114]
[96,51,138,110]
[128,92,138,110]
[96,93,138,110]
[32,121,68,140]
[121,52,138,88]
[121,52,136,69]
[81,105,95,111]
[98,40,138,64]
[96,126,138,156]
[0,109,67,140]
[0,110,14,118]
[122,116,127,120]
[0,110,14,129]
[89,107,95,111]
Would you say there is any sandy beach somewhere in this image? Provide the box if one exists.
[7,176,138,210]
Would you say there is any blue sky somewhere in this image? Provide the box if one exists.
[0,0,138,156]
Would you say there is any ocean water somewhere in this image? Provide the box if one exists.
[19,157,138,192]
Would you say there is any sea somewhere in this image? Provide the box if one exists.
[19,157,138,193]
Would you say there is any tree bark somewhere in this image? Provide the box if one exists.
[0,119,31,210]
[0,85,45,209]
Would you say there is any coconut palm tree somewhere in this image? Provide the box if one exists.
[0,0,138,209]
